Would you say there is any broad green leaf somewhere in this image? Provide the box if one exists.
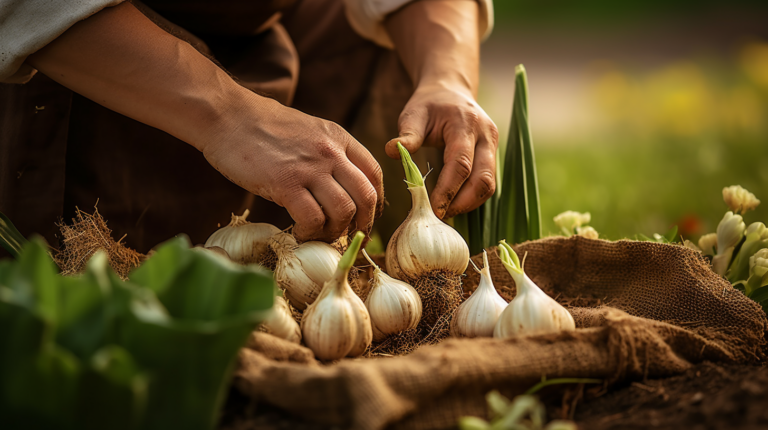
[76,346,148,430]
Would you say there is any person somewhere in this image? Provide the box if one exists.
[0,0,499,253]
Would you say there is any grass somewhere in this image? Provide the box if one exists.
[535,133,768,240]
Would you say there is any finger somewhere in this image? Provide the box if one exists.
[385,106,429,159]
[309,177,357,241]
[345,140,385,219]
[444,132,497,218]
[430,129,476,219]
[284,188,327,242]
[334,161,378,237]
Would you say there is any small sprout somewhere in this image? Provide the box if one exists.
[723,185,760,214]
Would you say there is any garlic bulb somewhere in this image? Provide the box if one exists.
[385,142,469,281]
[494,241,575,338]
[450,250,508,338]
[261,295,301,344]
[194,245,233,260]
[362,250,422,341]
[271,232,341,310]
[205,210,281,264]
[302,231,372,360]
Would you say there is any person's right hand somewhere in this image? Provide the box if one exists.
[200,92,384,242]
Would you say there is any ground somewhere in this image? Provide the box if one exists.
[220,361,768,430]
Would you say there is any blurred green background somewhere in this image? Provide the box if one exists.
[479,0,768,241]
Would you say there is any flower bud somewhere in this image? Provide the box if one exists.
[576,226,599,240]
[716,212,745,252]
[750,248,768,280]
[698,233,717,255]
[554,211,591,236]
[723,185,760,213]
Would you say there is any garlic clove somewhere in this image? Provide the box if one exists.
[493,241,575,338]
[450,251,507,338]
[363,250,422,341]
[205,209,281,264]
[261,296,301,344]
[301,231,372,360]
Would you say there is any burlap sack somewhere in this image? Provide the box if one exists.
[232,236,768,430]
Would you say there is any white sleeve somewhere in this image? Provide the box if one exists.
[0,0,125,84]
[342,0,493,49]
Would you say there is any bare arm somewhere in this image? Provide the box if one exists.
[384,1,498,219]
[27,3,383,241]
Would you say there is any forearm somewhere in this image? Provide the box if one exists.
[384,0,480,97]
[26,3,245,151]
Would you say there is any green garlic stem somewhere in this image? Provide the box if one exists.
[338,231,365,274]
[397,142,425,188]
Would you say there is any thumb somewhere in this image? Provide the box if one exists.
[385,107,428,159]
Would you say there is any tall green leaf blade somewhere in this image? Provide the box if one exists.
[515,65,542,240]
[0,210,28,259]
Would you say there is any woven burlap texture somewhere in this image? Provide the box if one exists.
[233,236,768,430]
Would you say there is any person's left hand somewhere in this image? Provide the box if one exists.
[385,83,499,219]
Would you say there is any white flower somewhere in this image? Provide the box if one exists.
[716,211,745,252]
[576,226,599,240]
[750,248,768,280]
[712,211,746,276]
[698,233,717,255]
[554,211,591,236]
[723,185,760,213]
[745,222,768,241]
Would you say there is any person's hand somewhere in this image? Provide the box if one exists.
[202,92,384,242]
[385,83,499,219]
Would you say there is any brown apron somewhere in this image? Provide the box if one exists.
[0,0,442,255]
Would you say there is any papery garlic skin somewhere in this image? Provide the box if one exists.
[723,185,760,214]
[712,211,745,276]
[451,251,507,338]
[205,210,281,264]
[302,232,372,360]
[493,241,575,338]
[261,296,301,344]
[272,233,341,310]
[363,250,422,341]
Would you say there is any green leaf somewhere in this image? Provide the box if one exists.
[663,225,679,243]
[0,209,28,259]
[124,236,276,430]
[396,142,425,188]
[458,416,492,430]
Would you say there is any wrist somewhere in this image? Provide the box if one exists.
[414,76,476,99]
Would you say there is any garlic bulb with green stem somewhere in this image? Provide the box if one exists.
[494,240,575,338]
[205,209,281,264]
[271,232,341,310]
[385,142,469,281]
[261,295,301,344]
[450,250,508,338]
[301,231,372,360]
[362,249,422,341]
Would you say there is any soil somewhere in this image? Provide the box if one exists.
[220,361,768,430]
